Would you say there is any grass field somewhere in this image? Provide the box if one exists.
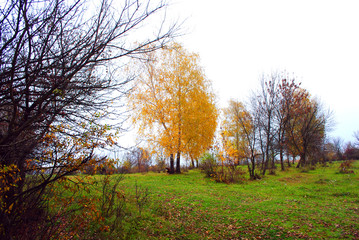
[60,161,359,239]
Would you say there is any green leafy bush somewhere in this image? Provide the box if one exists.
[200,152,217,178]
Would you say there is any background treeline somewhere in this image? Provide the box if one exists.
[121,72,358,183]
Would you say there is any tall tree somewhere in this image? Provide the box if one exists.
[129,43,218,173]
[285,90,328,167]
[255,74,281,175]
[0,0,177,237]
[276,77,302,170]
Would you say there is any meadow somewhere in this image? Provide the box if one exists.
[58,161,359,239]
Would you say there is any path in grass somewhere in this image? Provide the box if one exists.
[115,162,359,239]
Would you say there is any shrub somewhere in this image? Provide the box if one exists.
[200,152,246,184]
[212,165,246,184]
[200,153,217,178]
[338,160,355,174]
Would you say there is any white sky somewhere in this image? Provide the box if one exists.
[166,0,359,143]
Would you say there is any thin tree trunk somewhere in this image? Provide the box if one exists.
[169,154,175,174]
[297,153,306,168]
[190,157,194,169]
[286,152,291,167]
[176,151,181,173]
[280,148,285,171]
[247,161,252,179]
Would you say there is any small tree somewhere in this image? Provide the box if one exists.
[125,147,151,173]
[222,100,260,179]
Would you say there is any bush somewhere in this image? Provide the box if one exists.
[338,160,355,174]
[200,152,246,184]
[212,165,246,184]
[200,153,217,178]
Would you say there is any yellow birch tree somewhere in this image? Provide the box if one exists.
[129,43,218,173]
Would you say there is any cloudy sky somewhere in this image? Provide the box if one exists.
[166,0,359,142]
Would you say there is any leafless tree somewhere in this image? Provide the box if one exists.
[242,102,261,179]
[0,0,178,238]
[332,137,344,160]
[125,147,151,173]
[254,73,281,175]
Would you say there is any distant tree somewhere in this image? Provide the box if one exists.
[125,147,151,173]
[343,142,359,160]
[129,43,218,174]
[0,0,177,238]
[241,71,331,173]
[222,100,248,165]
[331,137,344,160]
[276,77,302,170]
[222,100,260,179]
[254,73,281,175]
[285,91,329,167]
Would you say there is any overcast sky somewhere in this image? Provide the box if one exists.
[166,0,359,143]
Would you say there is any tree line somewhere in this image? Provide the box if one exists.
[221,73,331,179]
[129,68,339,181]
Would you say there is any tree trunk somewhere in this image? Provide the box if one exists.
[252,157,256,179]
[247,161,253,179]
[286,152,291,167]
[176,151,181,173]
[297,153,306,168]
[261,155,267,175]
[280,148,285,171]
[190,157,195,169]
[169,154,175,174]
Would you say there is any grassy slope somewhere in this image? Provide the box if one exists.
[62,161,359,239]
[115,161,359,239]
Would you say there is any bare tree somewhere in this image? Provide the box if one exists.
[0,0,177,238]
[240,102,260,179]
[125,147,151,173]
[332,137,344,160]
[254,73,281,175]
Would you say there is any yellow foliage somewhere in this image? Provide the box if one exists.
[221,100,253,163]
[129,43,218,159]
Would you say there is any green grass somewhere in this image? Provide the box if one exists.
[62,161,359,239]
